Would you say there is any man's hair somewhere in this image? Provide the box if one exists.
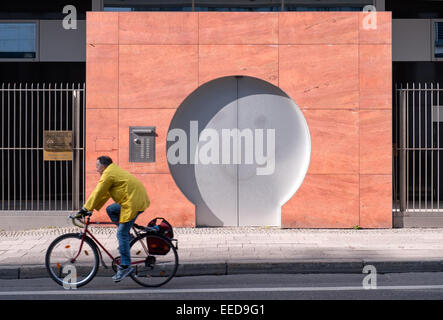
[97,156,113,167]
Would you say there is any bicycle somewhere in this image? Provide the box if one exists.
[45,211,179,288]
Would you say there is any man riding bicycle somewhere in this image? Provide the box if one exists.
[79,155,150,282]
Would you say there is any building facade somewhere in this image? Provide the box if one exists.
[85,11,392,228]
[0,0,441,229]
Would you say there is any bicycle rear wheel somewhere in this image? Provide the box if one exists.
[45,233,99,288]
[129,234,179,287]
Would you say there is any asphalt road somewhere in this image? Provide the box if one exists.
[1,272,443,300]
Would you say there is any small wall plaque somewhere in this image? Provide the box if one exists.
[43,131,73,161]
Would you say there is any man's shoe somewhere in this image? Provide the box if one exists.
[112,265,134,282]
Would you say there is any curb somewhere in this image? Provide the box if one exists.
[1,260,443,280]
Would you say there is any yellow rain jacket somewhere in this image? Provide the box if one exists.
[84,163,150,223]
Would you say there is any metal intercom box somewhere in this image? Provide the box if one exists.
[129,126,156,163]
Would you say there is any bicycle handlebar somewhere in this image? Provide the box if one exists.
[69,211,91,228]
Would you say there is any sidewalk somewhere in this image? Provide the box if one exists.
[1,227,443,279]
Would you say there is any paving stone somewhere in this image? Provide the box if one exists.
[1,226,443,278]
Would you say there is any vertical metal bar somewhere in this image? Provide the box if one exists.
[37,84,40,210]
[13,83,17,211]
[392,83,398,209]
[19,83,22,210]
[431,83,434,210]
[1,84,3,210]
[43,83,46,210]
[60,83,68,210]
[399,84,402,210]
[49,83,51,211]
[21,83,24,211]
[60,83,63,211]
[61,85,64,211]
[1,83,4,211]
[1,83,3,211]
[76,85,80,210]
[59,83,62,210]
[72,85,76,211]
[31,84,33,211]
[413,83,415,210]
[419,83,421,210]
[25,83,28,210]
[65,84,69,211]
[405,83,410,210]
[57,83,60,210]
[76,84,81,209]
[63,84,65,211]
[398,83,401,211]
[400,90,407,214]
[425,83,428,210]
[398,84,402,211]
[57,84,60,210]
[438,83,440,210]
[54,83,57,211]
[83,84,86,206]
[7,83,10,210]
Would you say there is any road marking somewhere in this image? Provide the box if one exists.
[1,285,443,296]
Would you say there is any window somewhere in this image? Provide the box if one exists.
[104,0,193,11]
[0,23,37,59]
[103,0,370,12]
[285,6,364,11]
[434,21,443,59]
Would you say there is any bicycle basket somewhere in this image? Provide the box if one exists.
[147,217,174,239]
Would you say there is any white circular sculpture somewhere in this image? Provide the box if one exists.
[166,76,311,226]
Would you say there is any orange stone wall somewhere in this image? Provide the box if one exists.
[85,12,392,228]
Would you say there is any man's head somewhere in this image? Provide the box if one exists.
[96,156,113,175]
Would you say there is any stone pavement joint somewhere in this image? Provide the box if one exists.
[1,227,443,279]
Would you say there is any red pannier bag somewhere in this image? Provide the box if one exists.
[146,217,174,255]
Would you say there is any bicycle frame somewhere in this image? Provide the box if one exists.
[73,216,149,268]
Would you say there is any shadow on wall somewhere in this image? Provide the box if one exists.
[166,76,311,227]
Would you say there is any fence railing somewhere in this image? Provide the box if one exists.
[394,83,443,214]
[0,83,85,212]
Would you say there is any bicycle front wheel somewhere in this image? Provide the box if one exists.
[129,234,179,287]
[45,233,99,288]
